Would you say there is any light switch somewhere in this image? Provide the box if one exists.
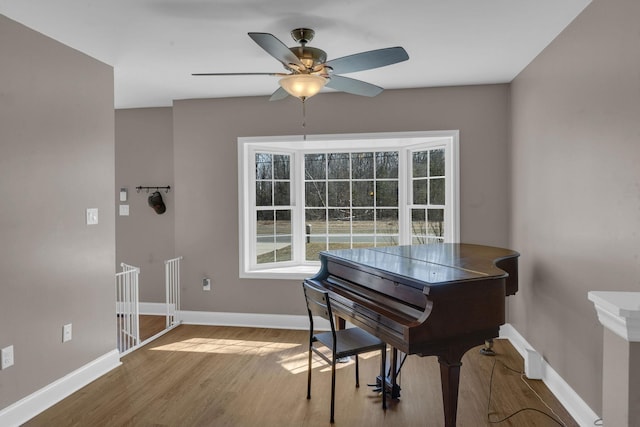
[119,205,129,216]
[86,208,99,225]
[119,188,128,202]
[62,323,72,342]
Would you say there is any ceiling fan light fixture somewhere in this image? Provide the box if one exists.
[279,74,327,100]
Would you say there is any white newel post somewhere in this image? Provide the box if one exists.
[588,291,640,427]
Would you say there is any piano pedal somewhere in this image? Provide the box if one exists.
[337,356,351,363]
[480,339,496,356]
[371,376,401,399]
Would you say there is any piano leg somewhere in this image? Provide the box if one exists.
[438,357,462,427]
[334,316,351,363]
[335,315,346,330]
[390,348,401,399]
[437,345,469,427]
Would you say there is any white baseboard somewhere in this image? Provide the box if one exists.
[139,302,174,316]
[180,310,331,330]
[0,349,121,427]
[499,324,601,426]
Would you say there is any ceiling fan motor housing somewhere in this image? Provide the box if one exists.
[289,46,327,71]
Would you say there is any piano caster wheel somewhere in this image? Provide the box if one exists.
[480,339,496,356]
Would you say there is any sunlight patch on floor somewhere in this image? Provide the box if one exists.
[278,348,381,374]
[149,337,300,355]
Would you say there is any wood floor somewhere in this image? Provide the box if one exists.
[24,325,578,427]
[139,315,167,342]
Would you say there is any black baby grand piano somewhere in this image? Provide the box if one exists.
[304,243,519,427]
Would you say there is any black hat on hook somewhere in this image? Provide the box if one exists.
[148,191,166,215]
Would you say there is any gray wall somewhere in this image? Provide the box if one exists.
[173,85,511,314]
[115,108,174,303]
[510,0,640,414]
[0,15,115,409]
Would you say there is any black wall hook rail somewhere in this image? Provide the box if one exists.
[136,186,171,193]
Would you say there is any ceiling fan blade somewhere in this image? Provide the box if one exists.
[324,47,409,74]
[248,32,304,69]
[192,72,281,76]
[326,75,383,97]
[269,87,290,101]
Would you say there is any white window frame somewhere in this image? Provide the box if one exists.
[238,131,460,279]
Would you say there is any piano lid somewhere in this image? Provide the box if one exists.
[320,243,519,288]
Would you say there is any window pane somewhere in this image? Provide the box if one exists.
[376,181,398,207]
[273,154,290,180]
[275,236,292,262]
[427,208,444,237]
[411,208,426,238]
[328,209,351,234]
[353,234,375,247]
[377,209,398,234]
[305,153,325,180]
[256,210,273,224]
[413,151,428,178]
[305,209,326,234]
[430,178,445,205]
[412,236,442,245]
[256,243,275,264]
[273,181,290,206]
[255,181,272,206]
[377,235,399,247]
[255,153,272,179]
[256,210,274,235]
[305,182,326,207]
[327,181,350,207]
[352,181,374,207]
[351,152,374,180]
[352,209,374,234]
[328,236,351,251]
[327,153,350,179]
[275,210,291,235]
[306,208,326,262]
[430,149,445,177]
[376,152,398,179]
[412,179,427,205]
[305,238,325,262]
[256,209,275,265]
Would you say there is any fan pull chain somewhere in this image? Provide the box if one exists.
[301,98,307,141]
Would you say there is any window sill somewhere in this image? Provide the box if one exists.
[240,265,321,280]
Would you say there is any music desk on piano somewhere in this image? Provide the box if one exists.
[304,243,519,427]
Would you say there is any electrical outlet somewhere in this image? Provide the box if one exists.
[525,348,543,379]
[1,345,14,370]
[63,323,72,342]
[203,277,211,291]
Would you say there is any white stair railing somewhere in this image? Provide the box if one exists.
[115,263,140,354]
[165,256,183,328]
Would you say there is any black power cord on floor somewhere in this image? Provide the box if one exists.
[486,358,568,426]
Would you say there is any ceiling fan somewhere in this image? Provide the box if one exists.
[192,28,409,101]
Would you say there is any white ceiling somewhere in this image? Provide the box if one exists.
[1,0,590,109]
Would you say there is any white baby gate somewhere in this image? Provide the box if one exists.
[115,263,140,354]
[115,257,183,355]
[164,256,182,328]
